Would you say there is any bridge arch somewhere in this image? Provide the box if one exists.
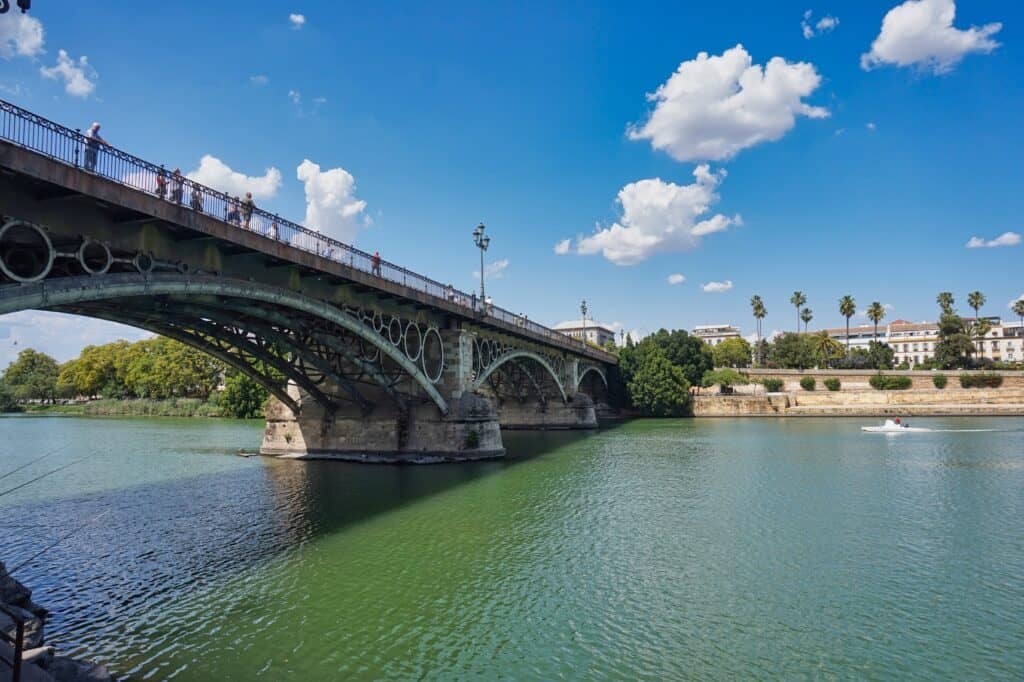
[0,272,449,414]
[472,349,568,404]
[577,365,609,392]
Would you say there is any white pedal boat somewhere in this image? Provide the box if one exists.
[861,419,930,433]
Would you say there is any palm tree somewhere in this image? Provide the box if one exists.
[790,291,806,333]
[750,295,766,365]
[936,291,954,315]
[812,331,844,368]
[801,307,813,332]
[1014,298,1024,330]
[967,291,986,353]
[866,301,886,342]
[838,295,856,355]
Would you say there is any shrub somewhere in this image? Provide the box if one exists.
[824,378,841,391]
[762,378,784,393]
[799,377,816,391]
[959,373,1003,389]
[932,374,948,389]
[869,375,912,390]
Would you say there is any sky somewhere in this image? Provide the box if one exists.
[1,0,1022,366]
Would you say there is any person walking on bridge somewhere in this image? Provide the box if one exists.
[83,122,106,172]
[154,168,167,200]
[170,168,184,204]
[190,184,203,212]
[241,192,255,229]
[371,251,382,277]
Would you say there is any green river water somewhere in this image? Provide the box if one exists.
[0,415,1022,680]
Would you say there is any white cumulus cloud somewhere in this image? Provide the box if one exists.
[296,159,369,243]
[39,50,97,98]
[187,155,282,200]
[667,273,686,285]
[627,44,827,163]
[861,0,1001,74]
[565,165,738,266]
[288,89,301,105]
[289,14,306,29]
[0,12,44,59]
[553,238,571,255]
[249,74,268,86]
[701,280,733,293]
[965,231,1020,249]
[802,10,840,39]
[473,258,509,280]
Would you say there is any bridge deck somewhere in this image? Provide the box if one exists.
[0,98,614,364]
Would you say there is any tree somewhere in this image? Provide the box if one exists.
[790,291,806,333]
[967,290,986,353]
[712,337,752,368]
[811,331,844,368]
[700,368,748,394]
[933,312,975,369]
[220,372,269,418]
[626,346,691,416]
[644,329,713,386]
[866,301,886,342]
[57,340,132,397]
[838,295,856,355]
[0,380,19,412]
[936,292,955,315]
[1013,298,1024,330]
[750,295,766,365]
[769,332,817,369]
[2,348,59,402]
[120,337,223,399]
[800,307,813,332]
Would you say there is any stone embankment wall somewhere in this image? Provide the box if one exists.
[693,369,1024,417]
[742,368,1024,391]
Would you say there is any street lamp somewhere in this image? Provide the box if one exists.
[472,222,490,301]
[580,299,588,346]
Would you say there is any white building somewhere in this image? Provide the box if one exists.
[823,324,883,351]
[874,317,1021,367]
[554,319,616,346]
[692,324,741,346]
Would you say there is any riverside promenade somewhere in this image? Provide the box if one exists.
[693,369,1024,417]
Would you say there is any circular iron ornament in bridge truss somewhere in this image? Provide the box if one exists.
[359,336,380,363]
[404,321,423,361]
[0,220,55,283]
[371,312,384,334]
[76,238,111,276]
[421,327,444,384]
[132,251,155,274]
[387,316,403,345]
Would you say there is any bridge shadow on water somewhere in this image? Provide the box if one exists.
[0,427,597,659]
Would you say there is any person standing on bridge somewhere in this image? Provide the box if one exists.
[83,122,106,172]
[154,168,167,200]
[170,168,184,204]
[371,251,382,276]
[241,192,255,229]
[190,184,203,212]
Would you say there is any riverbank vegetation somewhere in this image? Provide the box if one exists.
[0,339,269,418]
[613,329,713,416]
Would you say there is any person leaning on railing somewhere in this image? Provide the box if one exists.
[83,121,107,171]
[241,192,255,229]
[170,168,183,203]
[190,183,203,212]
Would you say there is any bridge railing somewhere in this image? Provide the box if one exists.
[0,98,613,362]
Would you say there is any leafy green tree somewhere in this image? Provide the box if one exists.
[789,291,806,333]
[644,329,713,386]
[712,337,752,368]
[121,337,223,399]
[57,340,132,397]
[936,292,955,315]
[626,346,691,416]
[866,301,886,341]
[769,332,817,369]
[700,368,748,393]
[2,348,59,402]
[838,295,856,355]
[220,372,269,418]
[0,380,19,412]
[933,312,975,369]
[800,307,813,332]
[750,295,766,364]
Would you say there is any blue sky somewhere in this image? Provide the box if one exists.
[1,0,1022,363]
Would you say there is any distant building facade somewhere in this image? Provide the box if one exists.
[822,324,881,352]
[692,324,741,346]
[555,319,616,346]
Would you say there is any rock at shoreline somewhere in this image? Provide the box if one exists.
[0,562,111,682]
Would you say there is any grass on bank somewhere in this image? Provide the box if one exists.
[24,398,232,418]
